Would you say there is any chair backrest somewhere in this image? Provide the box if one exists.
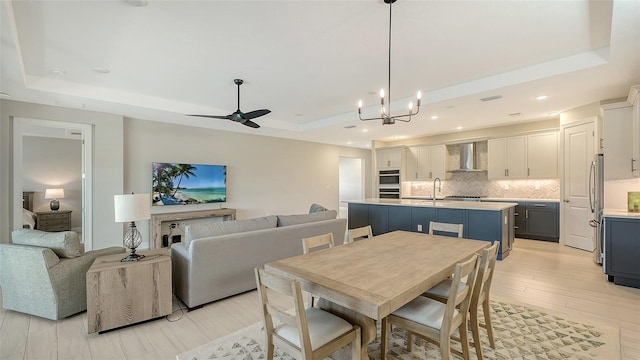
[471,241,500,307]
[429,221,464,238]
[346,225,373,244]
[255,267,313,355]
[443,255,479,334]
[302,233,334,254]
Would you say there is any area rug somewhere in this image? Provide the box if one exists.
[176,300,620,360]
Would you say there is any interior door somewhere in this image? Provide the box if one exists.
[563,121,595,251]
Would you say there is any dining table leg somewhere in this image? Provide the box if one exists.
[317,299,377,360]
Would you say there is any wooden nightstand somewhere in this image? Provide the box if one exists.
[86,249,172,333]
[36,210,72,232]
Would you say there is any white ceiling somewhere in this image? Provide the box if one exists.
[1,0,639,148]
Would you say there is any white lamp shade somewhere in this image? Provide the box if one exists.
[44,188,65,199]
[114,193,151,222]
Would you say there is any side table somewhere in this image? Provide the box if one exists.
[36,210,72,231]
[86,248,172,334]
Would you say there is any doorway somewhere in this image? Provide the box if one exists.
[339,157,364,219]
[12,118,94,250]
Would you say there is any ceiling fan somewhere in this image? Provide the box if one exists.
[188,79,270,128]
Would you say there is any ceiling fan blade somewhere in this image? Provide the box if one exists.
[242,109,271,120]
[242,120,261,128]
[187,114,231,120]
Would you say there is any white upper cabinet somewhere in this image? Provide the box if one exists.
[377,147,403,169]
[488,136,527,179]
[527,132,558,178]
[488,132,558,179]
[602,103,634,180]
[406,145,446,181]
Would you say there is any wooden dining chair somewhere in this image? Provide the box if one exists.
[429,221,464,238]
[302,233,335,307]
[381,255,479,360]
[254,267,361,360]
[346,225,373,244]
[423,241,500,359]
[302,233,335,254]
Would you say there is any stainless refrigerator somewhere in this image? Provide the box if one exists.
[589,153,604,264]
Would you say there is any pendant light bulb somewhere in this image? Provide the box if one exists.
[380,89,385,98]
[408,102,413,110]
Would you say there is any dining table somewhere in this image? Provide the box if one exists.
[264,230,490,359]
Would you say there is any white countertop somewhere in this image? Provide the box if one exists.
[348,198,518,211]
[482,197,560,203]
[603,209,640,219]
[402,196,559,203]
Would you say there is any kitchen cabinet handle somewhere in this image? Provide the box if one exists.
[514,226,519,229]
[525,210,529,218]
[632,158,638,172]
[533,204,546,207]
[514,212,519,216]
[528,168,530,176]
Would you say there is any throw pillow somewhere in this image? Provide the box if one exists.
[11,229,84,258]
[184,215,278,245]
[309,203,329,213]
[277,209,337,227]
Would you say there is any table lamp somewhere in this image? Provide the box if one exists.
[44,188,64,211]
[114,193,151,262]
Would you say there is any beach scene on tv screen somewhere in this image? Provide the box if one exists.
[152,162,226,206]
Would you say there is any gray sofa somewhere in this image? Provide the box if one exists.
[0,229,125,320]
[171,210,347,309]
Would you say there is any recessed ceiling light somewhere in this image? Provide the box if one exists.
[536,95,548,100]
[547,112,559,116]
[366,144,371,147]
[456,126,463,130]
[347,141,352,145]
[362,128,369,132]
[430,115,438,120]
[91,67,111,74]
[49,68,66,76]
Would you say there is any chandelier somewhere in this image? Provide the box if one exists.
[358,0,421,125]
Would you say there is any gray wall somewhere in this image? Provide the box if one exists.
[124,118,373,246]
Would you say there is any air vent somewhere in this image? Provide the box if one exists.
[480,95,502,102]
[344,125,357,129]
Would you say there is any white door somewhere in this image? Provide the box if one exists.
[563,122,595,251]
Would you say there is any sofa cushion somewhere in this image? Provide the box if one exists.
[11,229,84,258]
[277,210,337,227]
[185,215,278,245]
[309,203,329,213]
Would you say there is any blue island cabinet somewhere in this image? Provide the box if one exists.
[347,203,513,259]
[604,216,640,289]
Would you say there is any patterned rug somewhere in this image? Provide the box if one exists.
[176,300,620,360]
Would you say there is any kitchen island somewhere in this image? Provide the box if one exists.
[347,198,517,259]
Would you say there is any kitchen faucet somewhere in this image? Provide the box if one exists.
[433,177,441,205]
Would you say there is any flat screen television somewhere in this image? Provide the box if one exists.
[152,162,227,206]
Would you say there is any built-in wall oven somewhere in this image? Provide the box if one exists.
[378,169,401,199]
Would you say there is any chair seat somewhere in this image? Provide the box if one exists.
[424,279,467,298]
[392,296,459,330]
[275,307,354,350]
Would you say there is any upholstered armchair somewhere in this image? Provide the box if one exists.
[0,229,124,320]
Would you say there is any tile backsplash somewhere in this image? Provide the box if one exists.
[404,171,560,199]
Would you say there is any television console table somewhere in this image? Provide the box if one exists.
[150,208,236,249]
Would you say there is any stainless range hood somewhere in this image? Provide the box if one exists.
[448,142,486,172]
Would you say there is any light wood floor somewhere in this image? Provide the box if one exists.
[1,239,639,360]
